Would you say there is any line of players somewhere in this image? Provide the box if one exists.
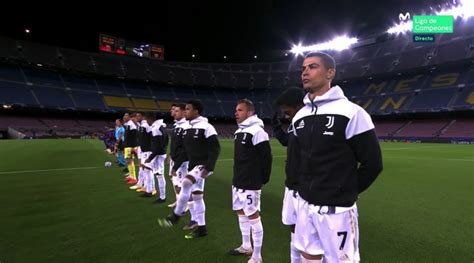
[115,112,169,202]
[114,51,383,263]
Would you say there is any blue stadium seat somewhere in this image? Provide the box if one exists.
[124,83,152,97]
[0,66,25,82]
[33,86,74,108]
[194,88,217,101]
[0,81,37,105]
[96,79,126,95]
[174,89,196,100]
[23,68,64,87]
[409,88,455,110]
[71,90,106,110]
[150,86,176,101]
[214,89,236,101]
[452,85,474,109]
[62,74,98,91]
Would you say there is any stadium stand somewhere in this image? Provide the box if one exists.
[0,17,473,141]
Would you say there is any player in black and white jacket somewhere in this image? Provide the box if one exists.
[293,52,383,263]
[168,104,191,205]
[158,100,221,240]
[123,113,139,184]
[169,103,197,230]
[272,87,304,263]
[228,99,272,263]
[132,112,154,197]
[129,113,149,192]
[143,113,168,202]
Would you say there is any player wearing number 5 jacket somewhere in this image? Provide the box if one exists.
[158,100,221,240]
[228,99,272,263]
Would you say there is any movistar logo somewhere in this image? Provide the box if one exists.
[399,12,410,21]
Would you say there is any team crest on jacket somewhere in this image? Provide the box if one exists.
[325,116,334,129]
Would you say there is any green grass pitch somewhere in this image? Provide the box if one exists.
[0,139,472,262]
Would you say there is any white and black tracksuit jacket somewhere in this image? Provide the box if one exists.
[146,120,168,162]
[182,116,221,172]
[139,120,152,153]
[233,115,272,190]
[292,85,383,207]
[124,120,138,148]
[170,118,191,171]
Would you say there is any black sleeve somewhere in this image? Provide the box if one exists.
[204,135,220,172]
[273,126,289,146]
[348,129,383,194]
[256,141,272,185]
[147,135,163,162]
[159,126,168,153]
[172,143,188,171]
[271,110,288,146]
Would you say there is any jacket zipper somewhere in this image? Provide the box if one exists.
[308,99,318,192]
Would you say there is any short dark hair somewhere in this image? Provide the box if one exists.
[304,52,336,70]
[175,103,186,111]
[116,119,123,124]
[186,100,204,114]
[171,103,178,108]
[237,98,255,112]
[275,87,305,108]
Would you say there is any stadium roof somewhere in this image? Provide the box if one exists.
[0,0,453,62]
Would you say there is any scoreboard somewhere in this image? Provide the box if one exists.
[99,34,164,60]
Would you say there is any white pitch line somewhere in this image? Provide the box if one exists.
[1,153,471,175]
[384,146,457,151]
[0,166,103,175]
[385,156,473,162]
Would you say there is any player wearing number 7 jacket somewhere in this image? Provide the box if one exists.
[228,99,272,263]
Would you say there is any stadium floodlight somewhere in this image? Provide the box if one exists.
[192,54,195,58]
[254,55,258,59]
[387,0,474,35]
[290,36,358,55]
[24,28,30,34]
